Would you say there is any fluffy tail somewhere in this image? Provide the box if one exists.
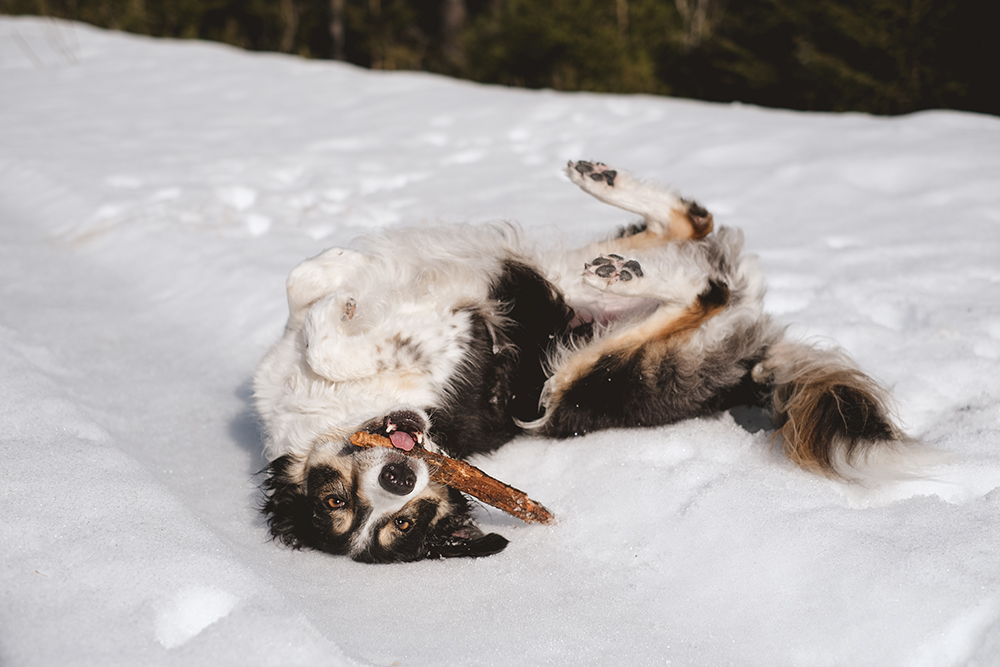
[752,341,913,478]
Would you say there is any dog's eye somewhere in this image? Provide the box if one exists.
[394,518,412,532]
[325,496,346,509]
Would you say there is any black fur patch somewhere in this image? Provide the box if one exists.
[490,260,578,420]
[542,344,758,438]
[616,221,649,238]
[701,279,730,307]
[260,454,327,551]
[541,286,772,439]
[541,350,653,436]
[429,259,577,459]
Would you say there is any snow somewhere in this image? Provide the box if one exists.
[3,16,1000,666]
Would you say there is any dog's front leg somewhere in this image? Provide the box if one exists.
[529,279,729,438]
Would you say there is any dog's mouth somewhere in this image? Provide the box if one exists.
[370,411,426,452]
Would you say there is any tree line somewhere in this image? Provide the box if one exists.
[4,0,996,116]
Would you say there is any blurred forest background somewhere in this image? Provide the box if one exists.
[2,0,996,115]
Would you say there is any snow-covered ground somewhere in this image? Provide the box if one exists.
[3,16,1000,666]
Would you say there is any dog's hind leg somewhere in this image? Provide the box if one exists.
[529,227,775,438]
[525,275,733,437]
[566,160,713,242]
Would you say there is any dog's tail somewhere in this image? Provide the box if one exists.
[752,340,921,478]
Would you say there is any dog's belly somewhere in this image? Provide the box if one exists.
[566,292,660,328]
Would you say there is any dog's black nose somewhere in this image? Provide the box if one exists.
[379,462,416,495]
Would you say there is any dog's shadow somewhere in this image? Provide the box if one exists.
[230,378,269,477]
[729,404,771,434]
[230,379,275,533]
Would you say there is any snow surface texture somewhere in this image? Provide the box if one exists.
[2,16,1000,667]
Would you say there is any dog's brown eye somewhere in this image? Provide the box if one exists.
[326,496,346,509]
[394,518,411,532]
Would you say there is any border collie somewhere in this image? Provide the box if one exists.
[254,161,911,563]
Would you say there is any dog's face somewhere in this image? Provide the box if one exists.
[262,411,509,563]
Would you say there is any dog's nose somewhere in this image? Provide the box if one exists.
[378,462,416,495]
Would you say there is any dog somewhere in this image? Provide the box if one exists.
[254,160,912,563]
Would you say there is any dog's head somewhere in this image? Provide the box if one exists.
[260,411,508,563]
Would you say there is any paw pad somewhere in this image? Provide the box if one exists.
[585,255,643,283]
[571,160,617,186]
[595,264,616,278]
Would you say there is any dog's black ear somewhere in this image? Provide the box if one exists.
[429,531,509,559]
[260,454,313,549]
[423,489,509,559]
[425,521,509,559]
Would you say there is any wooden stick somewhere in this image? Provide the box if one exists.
[350,431,555,525]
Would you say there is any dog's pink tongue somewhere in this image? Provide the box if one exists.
[389,431,416,452]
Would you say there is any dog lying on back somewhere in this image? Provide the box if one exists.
[254,161,911,563]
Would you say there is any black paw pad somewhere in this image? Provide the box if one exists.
[573,160,615,186]
[595,264,616,278]
[586,254,643,283]
[622,260,643,277]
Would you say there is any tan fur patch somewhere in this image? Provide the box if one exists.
[546,291,728,405]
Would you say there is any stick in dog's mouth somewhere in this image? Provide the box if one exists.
[349,430,556,525]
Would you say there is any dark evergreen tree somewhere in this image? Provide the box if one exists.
[2,0,995,115]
